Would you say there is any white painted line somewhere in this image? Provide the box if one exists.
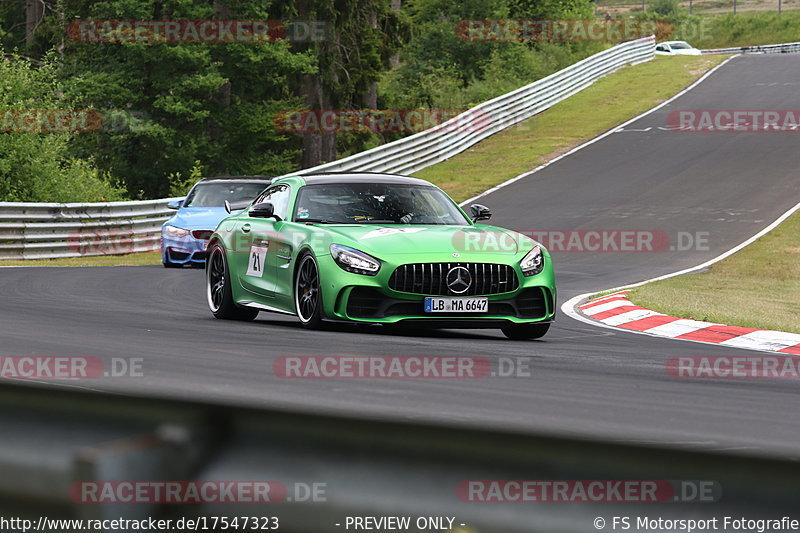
[460,54,740,207]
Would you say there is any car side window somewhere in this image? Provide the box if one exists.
[254,184,291,220]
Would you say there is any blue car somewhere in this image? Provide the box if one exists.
[162,176,272,268]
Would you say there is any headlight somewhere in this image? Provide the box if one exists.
[164,225,189,238]
[330,244,381,275]
[520,245,544,277]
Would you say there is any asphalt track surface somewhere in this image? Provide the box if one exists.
[3,54,800,458]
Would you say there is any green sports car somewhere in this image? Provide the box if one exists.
[205,173,556,339]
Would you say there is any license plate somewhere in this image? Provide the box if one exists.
[424,297,488,313]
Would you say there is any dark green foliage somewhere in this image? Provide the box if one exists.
[1,0,615,200]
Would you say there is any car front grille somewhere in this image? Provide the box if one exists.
[168,250,190,261]
[347,287,386,318]
[516,287,549,318]
[388,263,518,296]
[191,230,214,240]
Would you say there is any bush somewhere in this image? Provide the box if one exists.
[380,39,606,115]
[378,0,605,127]
[167,161,205,197]
[0,53,125,202]
[651,0,681,16]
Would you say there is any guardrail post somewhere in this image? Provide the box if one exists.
[70,423,216,525]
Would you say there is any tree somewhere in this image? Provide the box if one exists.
[277,0,409,167]
[58,0,316,198]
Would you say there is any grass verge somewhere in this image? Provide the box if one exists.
[414,55,729,203]
[628,210,800,334]
[676,11,800,48]
[0,251,162,267]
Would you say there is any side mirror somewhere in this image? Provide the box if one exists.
[225,199,252,214]
[470,204,492,222]
[167,199,183,210]
[249,202,280,220]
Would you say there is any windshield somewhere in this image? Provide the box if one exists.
[184,181,267,208]
[670,42,692,49]
[293,182,471,225]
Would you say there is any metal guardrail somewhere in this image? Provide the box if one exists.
[0,382,797,532]
[0,199,180,260]
[702,41,800,55]
[0,37,655,261]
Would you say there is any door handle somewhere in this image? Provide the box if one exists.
[241,224,251,233]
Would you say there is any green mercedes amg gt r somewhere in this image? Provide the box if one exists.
[205,172,556,339]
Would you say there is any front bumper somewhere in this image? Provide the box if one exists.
[161,233,209,265]
[319,255,556,326]
[340,286,555,326]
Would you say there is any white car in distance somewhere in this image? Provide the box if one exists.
[655,41,702,56]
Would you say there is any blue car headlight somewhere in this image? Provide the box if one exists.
[164,225,189,238]
[330,244,381,275]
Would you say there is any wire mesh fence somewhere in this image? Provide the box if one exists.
[593,0,796,16]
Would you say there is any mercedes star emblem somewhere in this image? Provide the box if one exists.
[446,266,472,294]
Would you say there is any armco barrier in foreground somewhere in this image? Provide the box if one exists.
[0,382,797,532]
[1,37,655,260]
[0,198,180,260]
[702,41,800,55]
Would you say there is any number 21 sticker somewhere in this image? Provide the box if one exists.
[246,245,269,277]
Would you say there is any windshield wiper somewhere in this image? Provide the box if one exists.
[300,218,341,224]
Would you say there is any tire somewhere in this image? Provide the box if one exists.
[206,243,259,321]
[501,322,550,340]
[294,253,324,329]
